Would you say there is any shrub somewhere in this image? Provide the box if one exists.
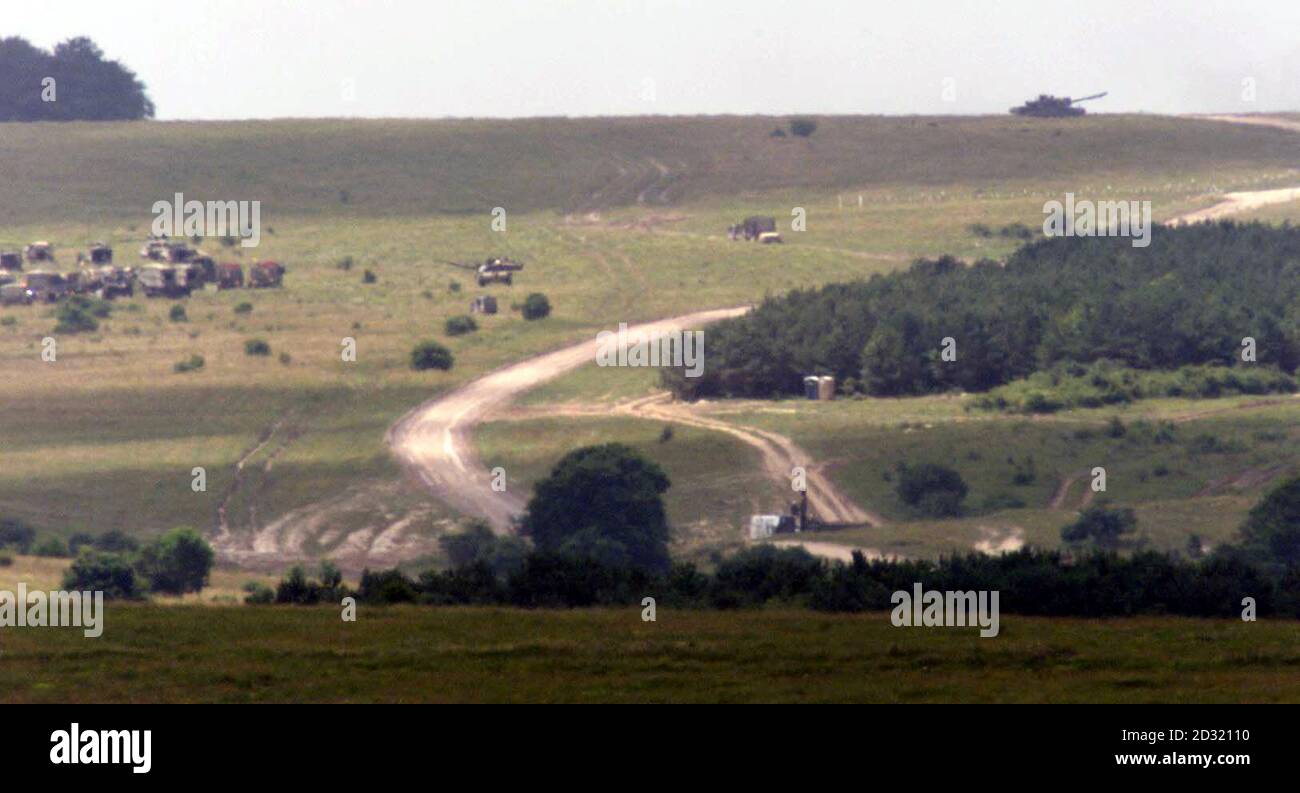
[1238,476,1300,569]
[444,315,478,336]
[522,443,672,573]
[243,581,275,604]
[169,304,187,322]
[134,527,214,595]
[521,292,551,321]
[234,302,254,314]
[279,352,292,365]
[62,551,142,599]
[410,340,454,371]
[336,256,354,271]
[1061,503,1138,550]
[53,303,98,334]
[33,537,69,557]
[362,269,377,284]
[895,463,968,517]
[244,338,271,356]
[0,553,11,567]
[448,280,462,293]
[0,519,36,553]
[173,354,205,373]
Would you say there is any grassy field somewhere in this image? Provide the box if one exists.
[2,114,1298,568]
[2,605,1298,703]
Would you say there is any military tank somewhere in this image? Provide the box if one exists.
[1010,92,1107,117]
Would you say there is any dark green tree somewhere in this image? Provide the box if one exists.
[522,444,671,572]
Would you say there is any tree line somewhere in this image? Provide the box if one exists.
[0,36,154,121]
[665,222,1300,399]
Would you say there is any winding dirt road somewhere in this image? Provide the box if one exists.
[384,111,1300,554]
[388,307,748,532]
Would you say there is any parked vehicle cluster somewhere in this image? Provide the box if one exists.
[0,236,285,306]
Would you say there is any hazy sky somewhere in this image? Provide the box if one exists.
[10,0,1300,119]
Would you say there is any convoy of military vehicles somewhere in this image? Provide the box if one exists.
[0,235,287,306]
[2,233,545,311]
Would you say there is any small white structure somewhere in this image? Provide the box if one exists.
[749,515,782,540]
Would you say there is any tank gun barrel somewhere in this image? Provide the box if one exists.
[1070,92,1108,104]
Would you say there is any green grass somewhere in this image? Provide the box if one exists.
[476,416,769,559]
[3,114,1298,561]
[4,115,1299,224]
[3,605,1299,703]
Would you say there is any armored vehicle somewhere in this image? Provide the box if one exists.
[216,262,245,290]
[25,270,69,302]
[138,264,191,298]
[248,260,285,288]
[24,241,55,263]
[1010,92,1107,117]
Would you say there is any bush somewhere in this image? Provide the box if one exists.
[33,537,69,557]
[522,443,672,573]
[244,338,271,356]
[1061,503,1138,550]
[0,553,11,567]
[53,303,98,334]
[243,581,274,604]
[444,315,478,336]
[438,520,528,577]
[0,519,36,553]
[62,551,142,600]
[521,292,551,321]
[273,562,350,605]
[789,118,818,137]
[410,340,454,371]
[234,302,254,314]
[336,256,354,271]
[362,269,378,284]
[1239,476,1300,569]
[169,304,187,322]
[134,527,214,595]
[173,354,205,373]
[895,463,968,517]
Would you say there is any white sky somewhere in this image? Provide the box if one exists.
[9,0,1300,119]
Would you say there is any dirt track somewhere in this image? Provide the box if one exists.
[388,307,748,532]
[383,111,1300,552]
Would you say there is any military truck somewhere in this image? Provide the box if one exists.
[0,282,33,306]
[248,260,285,288]
[24,241,55,263]
[85,243,113,265]
[193,255,217,284]
[164,242,198,264]
[0,251,21,271]
[66,269,105,295]
[138,264,191,298]
[215,262,244,290]
[140,236,169,261]
[739,216,776,241]
[99,267,135,299]
[25,271,69,302]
